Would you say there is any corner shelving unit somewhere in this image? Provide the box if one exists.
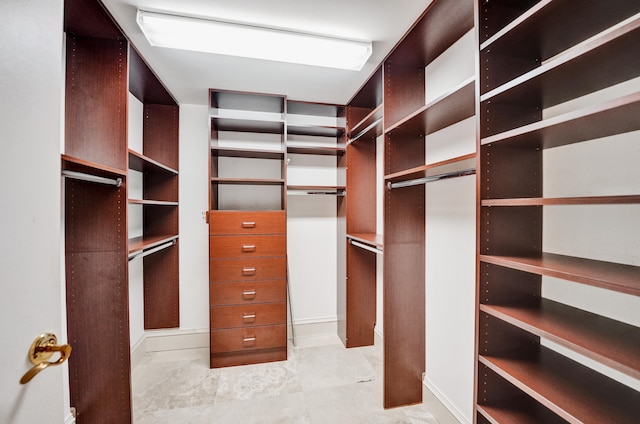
[475,1,640,422]
[382,0,475,409]
[343,66,383,349]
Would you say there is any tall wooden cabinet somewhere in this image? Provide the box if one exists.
[208,90,288,367]
[343,67,384,348]
[475,1,640,422]
[63,0,179,422]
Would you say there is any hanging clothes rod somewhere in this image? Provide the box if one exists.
[348,118,383,144]
[128,239,175,261]
[387,168,476,190]
[349,239,383,255]
[62,170,122,187]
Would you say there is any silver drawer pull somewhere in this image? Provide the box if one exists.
[243,313,256,320]
[242,267,256,275]
[242,221,256,228]
[242,244,256,252]
[243,336,256,342]
[242,290,257,298]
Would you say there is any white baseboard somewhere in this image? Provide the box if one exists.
[289,317,341,347]
[64,412,75,424]
[422,377,468,424]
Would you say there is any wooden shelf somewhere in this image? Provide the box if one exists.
[480,346,640,423]
[482,16,640,109]
[288,125,345,138]
[128,199,178,206]
[347,233,383,250]
[386,78,475,137]
[480,1,640,94]
[211,90,284,114]
[211,146,284,160]
[385,153,475,185]
[481,91,640,148]
[481,298,640,379]
[286,145,345,156]
[62,154,127,179]
[348,104,383,141]
[128,149,178,174]
[128,235,178,256]
[482,194,640,206]
[211,116,285,134]
[480,252,640,296]
[287,185,345,194]
[211,177,285,186]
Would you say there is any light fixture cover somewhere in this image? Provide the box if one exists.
[137,10,372,71]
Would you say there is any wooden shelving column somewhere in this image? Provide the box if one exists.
[343,67,383,348]
[128,48,180,330]
[383,0,475,409]
[63,0,131,422]
[475,1,640,422]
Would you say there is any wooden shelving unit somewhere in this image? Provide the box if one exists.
[128,48,180,331]
[382,0,475,409]
[208,90,288,368]
[343,66,383,350]
[476,1,640,422]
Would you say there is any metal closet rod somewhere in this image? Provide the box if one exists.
[128,239,176,262]
[349,239,383,255]
[62,170,122,187]
[387,168,476,190]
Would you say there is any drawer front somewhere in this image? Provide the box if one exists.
[210,302,286,330]
[210,257,286,282]
[210,280,286,306]
[210,235,285,259]
[211,325,286,353]
[209,211,285,235]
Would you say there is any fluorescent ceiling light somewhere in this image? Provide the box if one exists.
[137,10,372,71]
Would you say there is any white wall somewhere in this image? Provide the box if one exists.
[423,29,476,424]
[178,104,211,331]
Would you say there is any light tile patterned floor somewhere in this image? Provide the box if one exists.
[132,337,439,423]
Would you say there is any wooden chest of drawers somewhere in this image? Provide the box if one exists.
[208,210,287,368]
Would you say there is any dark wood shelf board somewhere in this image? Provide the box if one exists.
[211,177,285,186]
[481,299,640,379]
[211,116,285,134]
[385,154,476,184]
[287,185,345,195]
[286,145,345,156]
[287,125,345,138]
[481,91,640,149]
[348,104,384,140]
[480,253,640,296]
[128,149,178,174]
[481,0,640,62]
[482,16,640,108]
[482,194,640,206]
[385,78,475,137]
[210,90,285,114]
[479,347,640,423]
[477,402,562,424]
[128,235,178,255]
[287,100,344,117]
[211,146,284,160]
[62,154,127,179]
[347,233,384,250]
[128,199,179,206]
[128,48,176,105]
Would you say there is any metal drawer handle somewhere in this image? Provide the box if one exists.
[243,313,256,320]
[242,245,256,252]
[242,267,256,275]
[242,290,257,298]
[242,221,256,228]
[243,336,256,343]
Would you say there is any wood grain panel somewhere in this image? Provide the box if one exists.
[210,302,286,329]
[209,210,286,235]
[209,280,286,306]
[209,257,286,283]
[210,235,286,258]
[210,325,287,353]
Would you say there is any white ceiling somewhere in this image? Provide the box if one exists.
[101,0,434,105]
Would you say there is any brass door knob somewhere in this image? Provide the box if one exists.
[20,333,72,384]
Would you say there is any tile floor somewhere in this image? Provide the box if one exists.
[132,336,439,423]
